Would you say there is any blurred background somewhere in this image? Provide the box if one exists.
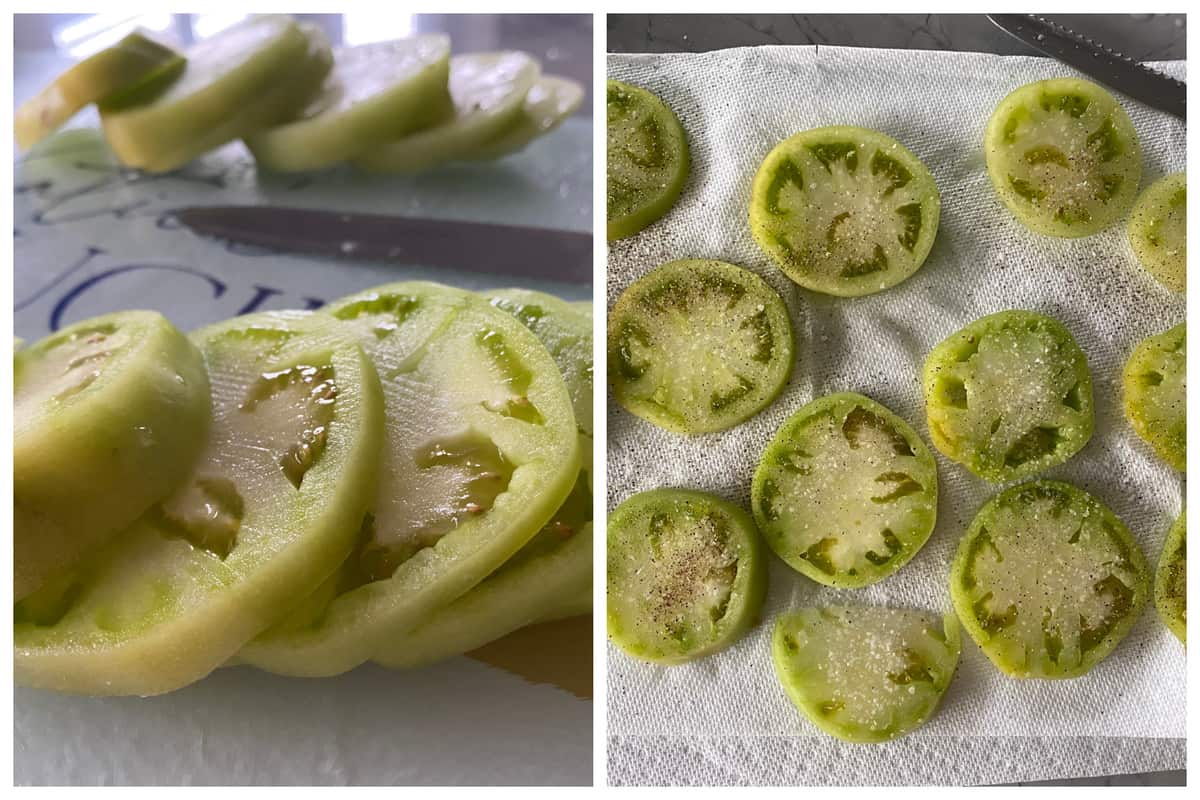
[15,13,593,114]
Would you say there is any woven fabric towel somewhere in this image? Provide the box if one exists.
[606,44,1185,786]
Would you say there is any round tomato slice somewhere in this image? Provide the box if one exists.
[752,392,938,588]
[15,312,384,695]
[374,288,593,668]
[14,311,210,602]
[950,480,1150,679]
[1155,510,1186,645]
[468,76,585,161]
[749,125,941,297]
[100,17,329,173]
[238,283,579,676]
[608,259,794,435]
[607,488,767,665]
[606,79,690,241]
[1128,172,1186,293]
[772,606,960,743]
[351,52,539,173]
[924,310,1094,482]
[15,31,184,150]
[244,35,452,172]
[985,77,1141,237]
[1123,322,1185,471]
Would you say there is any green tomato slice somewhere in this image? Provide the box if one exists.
[950,480,1150,679]
[14,311,210,602]
[1123,322,1185,471]
[608,259,795,435]
[467,76,584,161]
[101,16,328,173]
[1155,510,1186,645]
[984,77,1141,237]
[15,31,185,150]
[772,606,960,743]
[607,488,767,664]
[238,282,579,676]
[352,52,539,173]
[374,288,593,667]
[924,310,1094,482]
[749,125,941,297]
[1128,172,1186,293]
[14,312,385,695]
[606,79,689,241]
[751,392,938,588]
[244,35,452,172]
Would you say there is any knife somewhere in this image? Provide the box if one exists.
[174,205,593,284]
[987,14,1186,121]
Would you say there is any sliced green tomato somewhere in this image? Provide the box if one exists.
[1123,323,1185,471]
[238,283,579,677]
[1155,511,1186,644]
[950,480,1150,679]
[1128,172,1186,293]
[772,606,960,743]
[609,259,794,435]
[467,76,584,160]
[101,16,327,173]
[487,288,593,443]
[606,79,689,241]
[749,125,941,297]
[244,35,452,172]
[376,486,593,668]
[607,488,767,664]
[752,392,938,588]
[924,310,1094,482]
[15,31,184,150]
[14,312,384,695]
[985,77,1141,237]
[352,52,539,173]
[373,289,594,667]
[14,311,210,602]
[547,584,593,621]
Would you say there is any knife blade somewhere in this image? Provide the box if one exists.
[174,205,593,284]
[986,15,1186,121]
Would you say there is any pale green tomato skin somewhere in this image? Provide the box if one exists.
[607,488,768,665]
[374,288,593,668]
[101,16,327,173]
[923,310,1094,483]
[1122,322,1185,471]
[1154,511,1186,645]
[15,311,385,695]
[14,311,210,602]
[245,35,453,172]
[949,480,1150,680]
[984,78,1141,238]
[749,125,941,297]
[772,606,961,743]
[239,283,579,677]
[608,259,795,435]
[606,79,690,241]
[751,392,938,589]
[1128,173,1186,293]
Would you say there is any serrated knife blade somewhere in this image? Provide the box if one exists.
[987,14,1185,120]
[174,205,593,284]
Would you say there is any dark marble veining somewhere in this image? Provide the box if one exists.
[607,13,1186,61]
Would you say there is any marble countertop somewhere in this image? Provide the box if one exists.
[607,13,1185,61]
[606,12,1185,789]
